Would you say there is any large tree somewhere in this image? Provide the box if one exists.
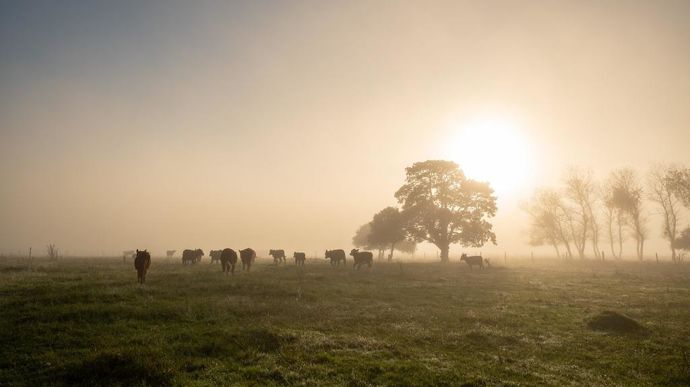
[394,160,497,262]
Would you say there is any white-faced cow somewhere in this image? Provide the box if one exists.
[325,249,346,266]
[182,249,204,265]
[269,249,287,264]
[134,249,151,284]
[220,248,238,274]
[209,250,222,264]
[293,252,306,266]
[239,248,256,272]
[350,249,373,270]
[460,253,486,270]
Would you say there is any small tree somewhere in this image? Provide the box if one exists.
[47,244,58,261]
[352,223,386,259]
[673,227,690,262]
[609,168,648,260]
[395,160,497,262]
[667,168,690,207]
[523,188,574,259]
[368,207,408,261]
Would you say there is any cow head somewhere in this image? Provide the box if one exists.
[350,249,359,256]
[460,253,467,261]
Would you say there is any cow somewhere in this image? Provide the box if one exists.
[239,248,256,272]
[182,249,204,265]
[165,250,176,259]
[293,252,306,266]
[134,249,151,284]
[325,249,346,266]
[122,250,135,262]
[268,249,287,264]
[209,250,222,264]
[220,248,238,274]
[350,249,373,270]
[460,253,485,270]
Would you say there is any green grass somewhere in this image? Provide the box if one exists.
[1,257,689,386]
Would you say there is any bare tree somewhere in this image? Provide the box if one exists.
[47,244,58,261]
[609,168,648,260]
[523,188,574,259]
[648,165,683,262]
[563,168,600,259]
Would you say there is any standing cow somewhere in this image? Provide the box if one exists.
[325,249,346,266]
[293,252,306,266]
[350,249,373,270]
[122,250,135,262]
[209,250,222,264]
[165,250,176,259]
[239,248,256,272]
[220,248,238,274]
[269,249,286,264]
[460,253,485,270]
[182,249,204,264]
[134,249,151,284]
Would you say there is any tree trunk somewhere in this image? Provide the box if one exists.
[388,243,395,262]
[439,244,449,263]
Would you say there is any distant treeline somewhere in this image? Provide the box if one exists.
[523,165,690,262]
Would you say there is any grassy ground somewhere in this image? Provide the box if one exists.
[0,256,689,386]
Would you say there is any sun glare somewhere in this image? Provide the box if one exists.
[444,117,533,196]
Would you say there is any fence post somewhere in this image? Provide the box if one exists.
[504,251,507,265]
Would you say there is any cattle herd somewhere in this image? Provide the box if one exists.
[131,248,488,283]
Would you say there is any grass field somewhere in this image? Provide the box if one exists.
[1,256,689,386]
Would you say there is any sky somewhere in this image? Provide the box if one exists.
[1,0,690,257]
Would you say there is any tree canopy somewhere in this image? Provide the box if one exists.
[394,160,497,262]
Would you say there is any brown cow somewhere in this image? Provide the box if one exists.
[134,249,151,284]
[325,249,346,266]
[182,249,204,264]
[269,249,287,265]
[293,252,306,266]
[209,250,222,264]
[239,248,256,272]
[460,253,485,270]
[350,249,373,270]
[220,248,238,274]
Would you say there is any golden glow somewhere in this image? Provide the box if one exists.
[444,117,533,196]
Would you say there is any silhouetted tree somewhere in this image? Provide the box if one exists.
[352,223,386,259]
[603,174,627,259]
[673,227,690,262]
[524,188,574,259]
[563,168,600,259]
[395,160,496,262]
[648,165,683,262]
[667,167,690,207]
[609,168,648,260]
[47,244,58,261]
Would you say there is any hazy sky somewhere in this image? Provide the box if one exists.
[2,0,689,257]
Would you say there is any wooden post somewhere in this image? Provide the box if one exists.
[29,247,32,270]
[656,252,659,263]
[504,251,507,265]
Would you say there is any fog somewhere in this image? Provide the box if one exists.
[2,0,690,257]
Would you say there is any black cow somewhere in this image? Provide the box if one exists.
[350,249,373,270]
[134,249,151,284]
[182,249,204,264]
[269,249,287,264]
[239,248,256,272]
[293,252,306,266]
[220,248,238,274]
[209,250,222,264]
[460,253,485,270]
[325,249,346,266]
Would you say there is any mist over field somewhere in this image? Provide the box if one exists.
[1,1,690,385]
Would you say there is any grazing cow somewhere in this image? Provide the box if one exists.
[220,248,238,274]
[325,249,346,266]
[182,249,204,265]
[268,249,287,264]
[209,250,222,264]
[122,250,135,262]
[350,249,373,270]
[165,250,176,259]
[239,248,256,272]
[134,249,151,284]
[460,253,485,270]
[293,252,306,266]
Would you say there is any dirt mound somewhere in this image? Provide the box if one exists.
[587,311,646,334]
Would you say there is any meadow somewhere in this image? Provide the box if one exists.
[0,256,689,386]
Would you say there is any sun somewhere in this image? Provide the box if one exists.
[443,116,533,196]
